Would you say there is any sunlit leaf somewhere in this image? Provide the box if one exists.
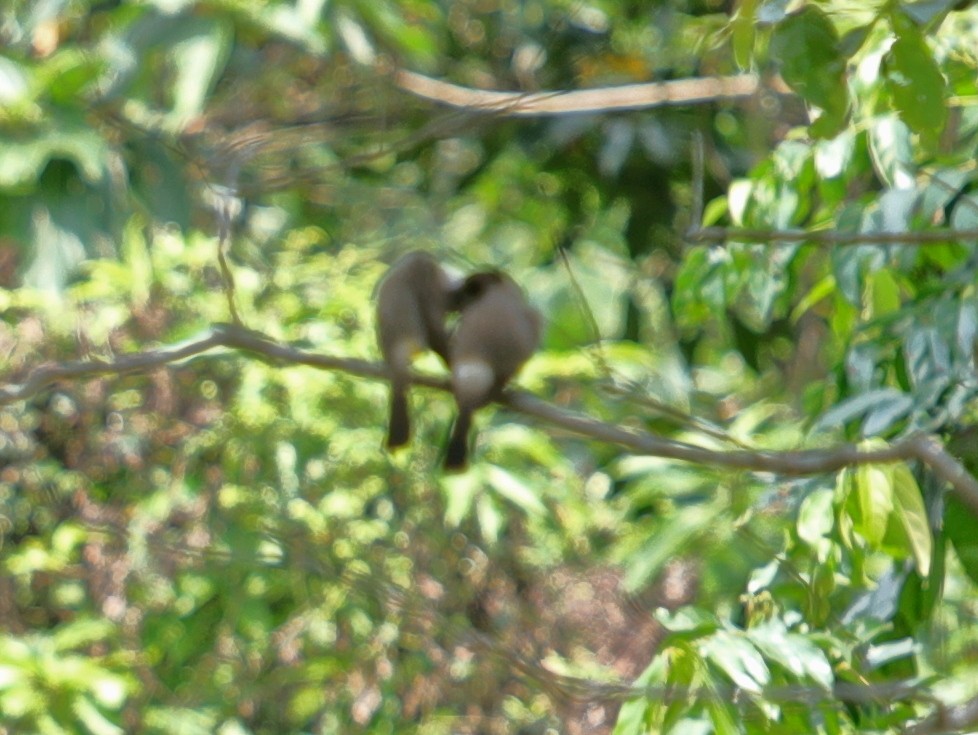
[707,699,741,735]
[441,473,479,526]
[732,0,759,68]
[798,488,835,547]
[476,493,504,543]
[814,388,906,433]
[485,465,546,516]
[72,695,124,735]
[700,631,770,693]
[52,619,115,653]
[868,115,916,189]
[168,18,232,127]
[856,461,893,546]
[890,462,932,576]
[865,637,916,669]
[748,619,834,689]
[861,390,913,436]
[0,123,108,187]
[841,564,905,623]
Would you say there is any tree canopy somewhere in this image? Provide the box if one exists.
[2,1,978,733]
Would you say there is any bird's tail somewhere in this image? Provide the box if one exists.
[444,409,473,470]
[386,384,411,449]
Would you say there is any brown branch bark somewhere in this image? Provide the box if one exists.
[685,226,978,246]
[904,692,978,735]
[392,68,774,116]
[3,323,978,513]
[0,331,226,404]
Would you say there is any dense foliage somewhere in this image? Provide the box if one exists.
[2,0,978,733]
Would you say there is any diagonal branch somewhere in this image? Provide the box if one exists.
[904,692,978,735]
[3,323,978,512]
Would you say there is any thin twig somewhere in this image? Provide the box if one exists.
[600,382,754,450]
[557,247,610,377]
[691,130,705,230]
[214,188,242,325]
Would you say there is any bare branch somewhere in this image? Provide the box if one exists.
[503,390,912,474]
[685,226,978,246]
[904,693,978,735]
[3,323,977,510]
[392,68,773,117]
[907,435,978,516]
[0,331,225,404]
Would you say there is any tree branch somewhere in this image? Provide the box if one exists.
[0,331,225,404]
[904,692,978,735]
[685,226,978,246]
[4,323,978,512]
[392,68,775,116]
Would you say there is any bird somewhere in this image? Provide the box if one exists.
[444,270,541,470]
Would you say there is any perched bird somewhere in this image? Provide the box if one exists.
[375,251,456,449]
[444,271,541,470]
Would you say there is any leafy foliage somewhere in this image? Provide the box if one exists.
[3,1,978,734]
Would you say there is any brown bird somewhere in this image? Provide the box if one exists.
[376,251,456,449]
[444,271,542,470]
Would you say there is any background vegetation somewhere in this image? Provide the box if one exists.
[2,0,978,733]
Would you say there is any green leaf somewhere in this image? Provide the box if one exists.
[855,461,894,547]
[168,18,233,126]
[485,465,546,516]
[861,390,913,436]
[945,494,978,587]
[866,266,901,319]
[612,652,671,735]
[769,7,848,137]
[662,646,705,730]
[476,493,504,543]
[814,129,856,180]
[791,274,836,323]
[624,502,726,592]
[890,463,932,576]
[901,0,959,25]
[798,488,835,547]
[52,619,115,653]
[441,473,479,527]
[814,388,906,433]
[700,631,770,693]
[143,706,219,735]
[707,699,741,735]
[0,122,108,187]
[732,0,759,68]
[748,620,834,689]
[884,10,947,144]
[72,695,124,735]
[673,246,730,329]
[867,115,916,189]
